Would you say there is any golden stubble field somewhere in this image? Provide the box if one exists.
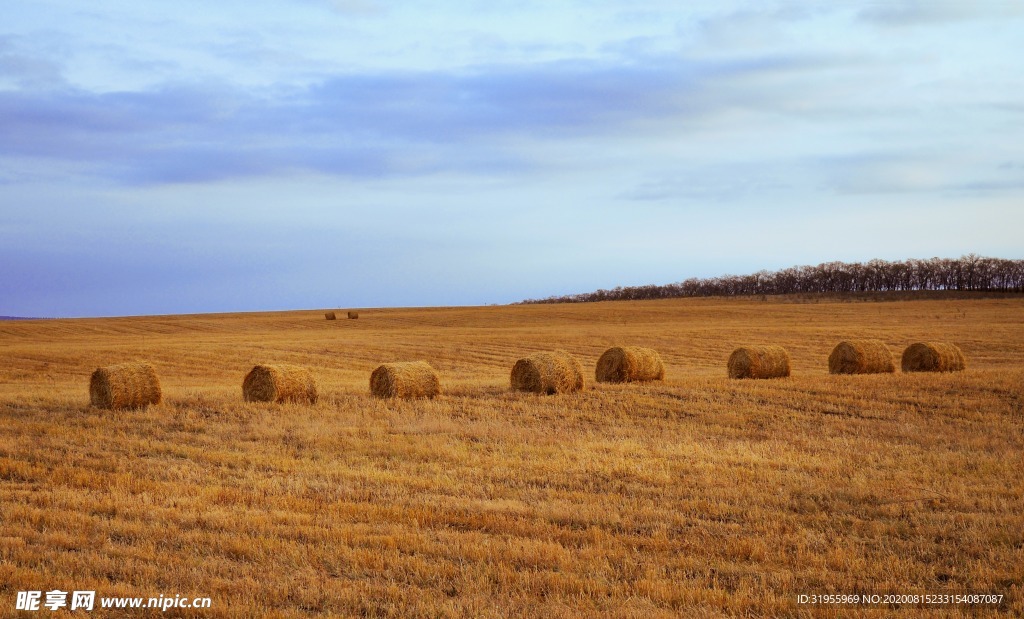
[1,296,1022,618]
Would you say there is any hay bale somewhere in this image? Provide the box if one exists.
[89,362,162,410]
[595,346,665,383]
[901,342,966,373]
[347,311,359,319]
[325,311,336,320]
[243,364,318,403]
[727,345,791,379]
[370,361,439,399]
[510,350,584,394]
[828,339,895,375]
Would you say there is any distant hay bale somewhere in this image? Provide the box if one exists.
[595,346,665,383]
[370,361,439,399]
[325,311,337,320]
[347,311,359,319]
[828,339,895,375]
[727,346,791,379]
[901,342,966,373]
[242,364,318,403]
[510,350,584,394]
[89,362,162,410]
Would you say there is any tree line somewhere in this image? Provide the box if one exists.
[521,255,1024,304]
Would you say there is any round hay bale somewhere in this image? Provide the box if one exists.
[828,339,895,375]
[901,342,966,373]
[727,345,791,379]
[89,362,162,410]
[510,350,584,394]
[347,311,359,319]
[595,346,665,383]
[325,311,337,320]
[243,364,318,403]
[370,361,439,399]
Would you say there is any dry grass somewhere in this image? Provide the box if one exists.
[88,361,162,410]
[902,342,967,373]
[828,339,896,375]
[727,345,791,379]
[1,297,1022,617]
[370,361,440,399]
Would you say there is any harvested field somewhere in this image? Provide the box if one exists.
[1,296,1022,617]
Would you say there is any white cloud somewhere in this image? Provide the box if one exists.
[858,1,1024,26]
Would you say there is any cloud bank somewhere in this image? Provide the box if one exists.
[0,52,854,185]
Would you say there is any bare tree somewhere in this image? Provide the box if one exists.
[520,256,1024,304]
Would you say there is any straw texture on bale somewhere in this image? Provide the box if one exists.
[89,362,162,410]
[370,361,439,399]
[828,339,895,375]
[243,364,318,403]
[595,346,665,383]
[510,350,584,394]
[727,346,791,379]
[325,311,336,320]
[901,342,966,373]
[347,311,359,319]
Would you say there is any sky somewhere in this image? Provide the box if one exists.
[2,1,1023,317]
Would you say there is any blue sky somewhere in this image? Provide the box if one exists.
[2,1,1023,317]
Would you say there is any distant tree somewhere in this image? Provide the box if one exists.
[518,255,1024,304]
